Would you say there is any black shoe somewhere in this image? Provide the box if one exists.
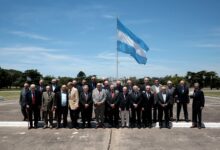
[28,126,33,130]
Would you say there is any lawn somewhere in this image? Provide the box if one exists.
[204,91,220,98]
[0,90,20,100]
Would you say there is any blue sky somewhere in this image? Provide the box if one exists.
[0,0,220,78]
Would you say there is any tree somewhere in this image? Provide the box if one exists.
[22,69,42,85]
[77,71,86,78]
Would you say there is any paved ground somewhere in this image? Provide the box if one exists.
[0,128,220,150]
[0,97,220,150]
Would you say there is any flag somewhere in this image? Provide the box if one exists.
[117,19,149,64]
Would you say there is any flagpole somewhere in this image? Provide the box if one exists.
[116,17,119,80]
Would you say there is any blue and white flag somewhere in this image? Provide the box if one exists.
[117,19,149,64]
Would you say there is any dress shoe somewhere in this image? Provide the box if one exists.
[43,125,48,129]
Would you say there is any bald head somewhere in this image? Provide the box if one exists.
[61,85,67,92]
[24,83,29,89]
[180,80,185,86]
[123,86,128,94]
[30,84,36,91]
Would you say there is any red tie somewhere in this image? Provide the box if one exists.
[32,92,36,104]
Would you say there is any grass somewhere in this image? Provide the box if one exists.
[0,90,20,100]
[204,91,220,98]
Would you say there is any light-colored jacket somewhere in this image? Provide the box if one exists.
[69,87,79,110]
[92,88,106,105]
[41,91,55,111]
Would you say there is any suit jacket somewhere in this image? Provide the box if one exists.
[141,91,154,109]
[54,91,69,109]
[176,85,189,103]
[37,85,46,96]
[130,91,142,109]
[190,89,205,107]
[25,90,41,107]
[118,93,130,111]
[19,88,29,107]
[50,84,60,93]
[106,90,119,108]
[157,92,171,107]
[79,92,93,110]
[114,85,123,93]
[166,86,175,104]
[68,87,79,110]
[41,91,55,111]
[89,82,97,92]
[92,88,106,106]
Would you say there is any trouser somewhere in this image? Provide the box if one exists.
[142,107,152,125]
[69,109,79,127]
[120,110,129,127]
[94,105,105,124]
[81,108,92,125]
[108,108,119,126]
[153,104,158,122]
[158,106,169,125]
[177,102,188,120]
[192,105,202,126]
[168,104,174,120]
[131,108,141,126]
[57,107,68,127]
[104,102,108,122]
[28,105,39,127]
[21,105,28,120]
[43,110,53,126]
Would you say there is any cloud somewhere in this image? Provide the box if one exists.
[9,31,50,41]
[195,44,220,48]
[102,14,116,19]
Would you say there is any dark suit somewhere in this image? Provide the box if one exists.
[89,82,97,92]
[79,92,93,127]
[26,90,41,127]
[130,92,142,127]
[118,93,131,127]
[141,91,154,126]
[176,85,189,121]
[106,90,119,127]
[19,88,29,120]
[167,87,175,120]
[190,89,205,126]
[54,92,69,128]
[157,92,171,126]
[51,84,61,93]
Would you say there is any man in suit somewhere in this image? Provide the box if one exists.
[166,80,175,121]
[140,77,151,92]
[126,80,133,95]
[175,80,189,122]
[68,81,79,128]
[78,79,88,96]
[103,80,110,123]
[157,86,171,129]
[19,83,29,121]
[118,87,131,128]
[151,79,161,123]
[89,76,97,92]
[115,80,123,93]
[51,79,60,93]
[190,83,205,129]
[106,84,119,128]
[92,83,106,128]
[130,85,142,128]
[41,86,55,129]
[79,85,93,128]
[37,79,46,121]
[141,85,154,128]
[26,84,41,129]
[54,85,69,129]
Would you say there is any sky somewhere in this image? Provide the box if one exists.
[0,0,220,78]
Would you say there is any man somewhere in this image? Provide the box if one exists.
[37,79,46,121]
[115,80,123,93]
[141,77,151,92]
[175,80,189,122]
[118,87,131,128]
[126,80,133,95]
[141,85,154,128]
[190,83,205,129]
[103,80,110,123]
[68,82,79,128]
[92,83,106,128]
[89,76,97,92]
[106,84,119,128]
[157,86,171,129]
[26,84,41,129]
[41,86,55,129]
[151,79,161,123]
[79,85,93,128]
[51,79,60,93]
[54,85,69,129]
[130,85,142,128]
[78,79,88,95]
[19,83,29,121]
[166,80,175,121]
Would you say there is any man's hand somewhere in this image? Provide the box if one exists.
[111,104,115,108]
[119,108,121,111]
[142,107,145,111]
[85,104,89,108]
[26,105,30,109]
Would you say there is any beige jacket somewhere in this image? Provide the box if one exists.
[68,87,79,110]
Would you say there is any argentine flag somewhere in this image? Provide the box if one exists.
[117,19,149,64]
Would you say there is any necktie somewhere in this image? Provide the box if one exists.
[85,93,88,101]
[32,92,36,104]
[112,92,114,98]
